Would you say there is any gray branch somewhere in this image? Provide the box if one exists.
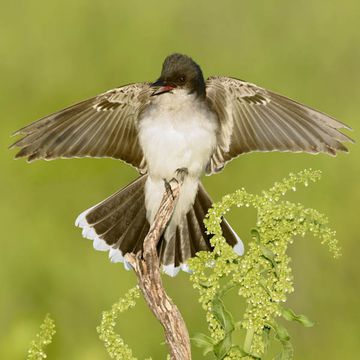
[125,179,191,360]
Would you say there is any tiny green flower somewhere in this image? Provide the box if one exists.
[27,314,56,360]
[97,286,141,360]
[189,169,340,358]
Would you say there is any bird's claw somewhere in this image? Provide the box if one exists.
[163,179,174,198]
[175,167,188,182]
[163,168,188,199]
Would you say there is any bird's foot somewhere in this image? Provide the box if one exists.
[174,167,188,182]
[163,168,187,199]
[163,178,175,198]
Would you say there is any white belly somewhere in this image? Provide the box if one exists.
[138,91,218,232]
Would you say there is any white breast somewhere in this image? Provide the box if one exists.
[139,90,218,180]
[138,90,218,229]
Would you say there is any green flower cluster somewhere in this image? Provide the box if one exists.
[27,314,56,360]
[189,169,340,359]
[97,286,141,360]
[25,169,339,360]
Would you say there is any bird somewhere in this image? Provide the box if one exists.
[10,53,353,276]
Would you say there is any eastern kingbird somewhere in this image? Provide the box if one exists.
[11,53,353,276]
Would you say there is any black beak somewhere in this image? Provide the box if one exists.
[150,79,176,96]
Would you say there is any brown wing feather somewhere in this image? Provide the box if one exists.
[206,76,354,174]
[10,83,152,173]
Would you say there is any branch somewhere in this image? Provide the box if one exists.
[125,179,191,360]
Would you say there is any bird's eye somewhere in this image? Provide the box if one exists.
[178,76,185,83]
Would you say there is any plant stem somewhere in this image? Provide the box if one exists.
[244,326,255,354]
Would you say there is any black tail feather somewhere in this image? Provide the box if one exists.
[76,176,242,275]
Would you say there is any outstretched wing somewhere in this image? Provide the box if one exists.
[10,82,153,173]
[205,76,354,174]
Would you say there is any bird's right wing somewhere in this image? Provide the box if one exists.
[206,76,354,174]
[10,82,153,173]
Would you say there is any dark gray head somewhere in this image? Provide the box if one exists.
[151,54,206,98]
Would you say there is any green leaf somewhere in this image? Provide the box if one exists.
[268,321,294,360]
[260,245,276,264]
[260,245,280,278]
[262,325,271,353]
[274,340,294,360]
[191,332,215,356]
[212,296,235,334]
[211,296,235,359]
[199,281,212,289]
[280,306,315,327]
[213,334,232,359]
[250,228,261,241]
[274,323,290,342]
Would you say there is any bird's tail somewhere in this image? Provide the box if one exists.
[76,175,243,275]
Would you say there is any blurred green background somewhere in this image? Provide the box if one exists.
[1,0,359,358]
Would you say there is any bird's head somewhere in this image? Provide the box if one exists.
[151,53,206,98]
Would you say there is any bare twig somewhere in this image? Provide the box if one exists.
[125,179,191,360]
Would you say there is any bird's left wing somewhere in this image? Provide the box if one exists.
[205,76,354,174]
[10,82,153,173]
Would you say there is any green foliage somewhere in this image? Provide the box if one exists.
[27,314,56,360]
[25,170,340,360]
[97,286,143,360]
[189,169,340,359]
